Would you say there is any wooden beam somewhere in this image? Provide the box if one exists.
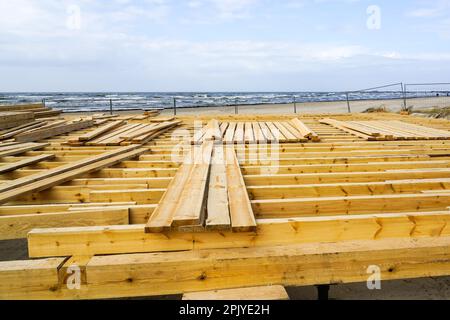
[206,145,231,230]
[0,143,49,158]
[252,193,450,218]
[225,146,256,232]
[77,120,125,142]
[0,147,148,204]
[0,208,129,240]
[0,145,142,194]
[15,120,95,143]
[27,210,450,258]
[11,236,450,299]
[0,154,55,174]
[171,141,213,227]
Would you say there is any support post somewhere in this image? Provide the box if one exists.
[346,93,351,113]
[293,95,297,114]
[173,98,177,116]
[401,83,407,111]
[42,98,46,108]
[316,285,330,301]
[235,99,238,115]
[109,99,113,115]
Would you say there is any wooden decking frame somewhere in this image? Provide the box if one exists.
[0,112,450,299]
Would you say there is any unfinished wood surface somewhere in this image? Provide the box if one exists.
[145,159,195,233]
[9,236,450,299]
[0,143,49,158]
[171,142,214,228]
[0,146,148,204]
[206,145,231,230]
[1,113,450,300]
[183,285,289,300]
[0,208,129,240]
[225,146,257,232]
[15,120,95,143]
[77,120,125,142]
[324,119,450,141]
[0,154,55,174]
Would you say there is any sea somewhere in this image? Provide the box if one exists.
[0,91,447,113]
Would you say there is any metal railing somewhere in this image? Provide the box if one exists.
[2,82,449,115]
[403,82,450,111]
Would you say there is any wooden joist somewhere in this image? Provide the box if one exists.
[0,154,55,174]
[171,142,214,228]
[0,146,148,204]
[0,208,129,240]
[9,236,450,299]
[0,143,49,158]
[206,146,231,230]
[77,120,125,142]
[225,146,257,232]
[15,120,95,142]
[26,210,450,257]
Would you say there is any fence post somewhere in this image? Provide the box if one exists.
[401,83,407,110]
[235,99,238,115]
[109,99,113,115]
[293,96,297,114]
[173,98,177,116]
[346,93,351,113]
[42,98,46,108]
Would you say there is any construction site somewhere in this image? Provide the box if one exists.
[1,102,450,300]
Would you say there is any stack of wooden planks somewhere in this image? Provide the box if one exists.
[0,145,149,205]
[0,142,49,158]
[0,112,35,130]
[67,120,181,146]
[191,118,320,145]
[145,142,257,233]
[0,103,61,119]
[321,119,450,141]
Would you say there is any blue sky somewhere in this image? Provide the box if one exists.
[0,0,449,91]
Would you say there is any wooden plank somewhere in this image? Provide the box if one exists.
[183,286,289,300]
[0,208,129,240]
[0,146,148,204]
[120,124,158,141]
[244,122,255,144]
[224,122,237,144]
[0,143,49,158]
[291,118,320,141]
[77,120,125,142]
[206,145,231,230]
[24,237,450,299]
[252,193,450,218]
[145,157,195,233]
[0,154,55,174]
[252,122,267,144]
[15,120,94,142]
[0,121,46,140]
[203,120,223,142]
[234,122,245,144]
[171,141,214,227]
[0,257,66,299]
[27,210,450,258]
[225,146,257,232]
[0,145,141,194]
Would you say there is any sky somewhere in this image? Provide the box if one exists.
[0,0,449,92]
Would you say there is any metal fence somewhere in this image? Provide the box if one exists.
[2,82,449,115]
[403,83,450,111]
